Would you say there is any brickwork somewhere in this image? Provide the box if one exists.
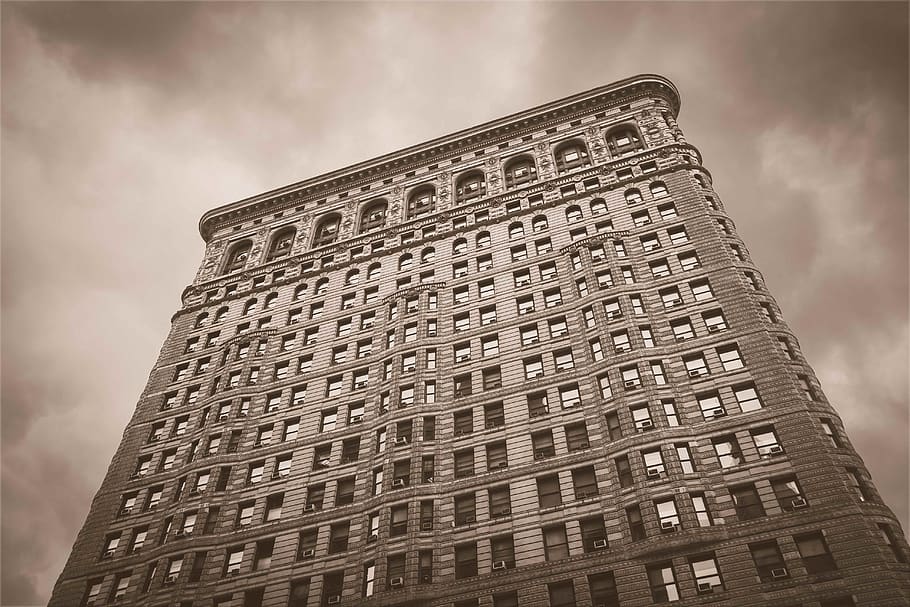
[50,74,910,607]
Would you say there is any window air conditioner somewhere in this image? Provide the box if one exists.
[624,380,638,389]
[660,521,678,531]
[395,437,409,445]
[711,408,726,418]
[646,467,662,478]
[101,549,114,559]
[175,529,185,537]
[421,522,433,531]
[228,569,240,576]
[768,445,783,455]
[304,504,317,512]
[301,548,315,558]
[218,414,229,421]
[464,516,476,524]
[164,575,177,585]
[392,478,406,488]
[615,345,630,353]
[120,507,133,515]
[707,325,721,333]
[791,497,808,509]
[485,422,500,430]
[771,567,789,578]
[492,561,507,570]
[638,420,654,430]
[350,415,363,423]
[534,450,549,460]
[354,381,368,389]
[327,595,341,604]
[607,311,622,320]
[367,534,378,543]
[688,369,702,378]
[390,577,404,587]
[577,442,590,449]
[697,582,713,593]
[593,539,608,549]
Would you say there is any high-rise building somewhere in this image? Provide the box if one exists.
[51,74,909,607]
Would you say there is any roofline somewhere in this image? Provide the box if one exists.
[198,73,680,241]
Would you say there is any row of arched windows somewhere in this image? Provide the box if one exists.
[222,126,646,274]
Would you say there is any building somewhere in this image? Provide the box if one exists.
[50,74,910,607]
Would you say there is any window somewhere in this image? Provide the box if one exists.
[311,214,340,248]
[731,484,765,520]
[504,155,537,187]
[703,309,728,332]
[625,188,643,204]
[532,430,555,460]
[714,435,744,469]
[650,181,668,197]
[684,353,709,378]
[771,475,808,511]
[559,384,580,408]
[651,360,667,385]
[223,240,252,274]
[692,493,713,526]
[537,474,562,508]
[698,392,726,419]
[734,384,762,412]
[454,448,475,479]
[690,279,713,301]
[543,523,570,561]
[750,541,788,582]
[224,545,244,576]
[253,537,274,570]
[555,140,589,172]
[627,504,646,540]
[632,406,653,432]
[548,580,576,607]
[588,572,620,607]
[795,531,837,574]
[553,348,574,371]
[656,498,680,530]
[647,562,679,603]
[455,543,478,578]
[679,251,701,271]
[407,185,436,218]
[689,553,723,592]
[753,427,783,457]
[643,448,665,478]
[718,345,744,371]
[676,443,696,473]
[606,125,643,155]
[621,366,641,390]
[658,202,678,220]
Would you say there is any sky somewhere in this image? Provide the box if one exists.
[1,2,907,605]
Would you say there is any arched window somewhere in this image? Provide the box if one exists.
[367,263,382,280]
[532,215,549,233]
[264,293,279,309]
[504,155,537,188]
[312,214,341,248]
[625,188,643,204]
[214,307,229,323]
[194,312,209,328]
[421,247,436,263]
[476,231,491,249]
[399,253,414,271]
[359,199,388,234]
[509,222,525,240]
[294,284,308,301]
[314,278,329,296]
[223,240,252,274]
[590,198,608,216]
[345,269,360,286]
[243,299,258,316]
[694,174,707,188]
[407,185,436,219]
[266,226,296,262]
[554,140,590,173]
[566,206,583,222]
[605,125,644,157]
[453,238,468,255]
[455,170,486,203]
[649,182,668,198]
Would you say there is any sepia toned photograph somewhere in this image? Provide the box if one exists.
[1,2,908,607]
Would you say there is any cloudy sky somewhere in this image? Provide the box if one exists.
[1,2,907,605]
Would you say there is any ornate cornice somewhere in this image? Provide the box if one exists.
[198,74,680,241]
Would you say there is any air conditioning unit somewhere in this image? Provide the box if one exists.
[350,415,363,423]
[421,522,433,531]
[637,420,654,430]
[688,369,702,378]
[593,539,608,549]
[403,365,415,372]
[615,345,630,353]
[455,355,470,363]
[464,516,476,524]
[424,476,434,483]
[327,595,341,605]
[697,582,713,593]
[395,437,409,445]
[668,299,682,307]
[711,408,726,418]
[492,561,507,570]
[149,435,161,442]
[534,450,549,460]
[392,478,406,488]
[228,569,240,577]
[101,549,114,559]
[367,534,378,543]
[607,311,622,320]
[767,445,784,455]
[495,461,508,469]
[623,380,638,389]
[238,411,248,418]
[707,325,721,333]
[218,414,229,421]
[390,577,404,587]
[576,442,590,450]
[304,504,317,512]
[791,497,808,509]
[129,472,141,480]
[771,567,789,579]
[354,381,368,389]
[301,548,315,558]
[175,529,185,537]
[454,429,468,438]
[164,575,177,585]
[660,521,678,532]
[646,467,662,478]
[485,422,500,430]
[271,471,283,480]
[120,507,133,515]
[454,390,465,397]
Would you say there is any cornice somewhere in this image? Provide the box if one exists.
[198,74,680,241]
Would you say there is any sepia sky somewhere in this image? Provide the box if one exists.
[1,2,908,605]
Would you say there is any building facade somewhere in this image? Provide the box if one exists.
[50,74,910,607]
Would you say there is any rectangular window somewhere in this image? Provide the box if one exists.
[543,524,570,561]
[795,531,837,574]
[689,553,723,592]
[537,474,562,508]
[647,562,679,603]
[714,436,743,468]
[691,493,713,526]
[750,540,788,582]
[731,484,765,520]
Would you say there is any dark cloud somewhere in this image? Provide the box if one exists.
[2,3,907,605]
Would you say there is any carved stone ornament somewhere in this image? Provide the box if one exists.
[300,214,312,227]
[344,200,357,212]
[585,125,600,137]
[486,157,499,168]
[544,182,557,191]
[392,185,403,196]
[535,141,549,152]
